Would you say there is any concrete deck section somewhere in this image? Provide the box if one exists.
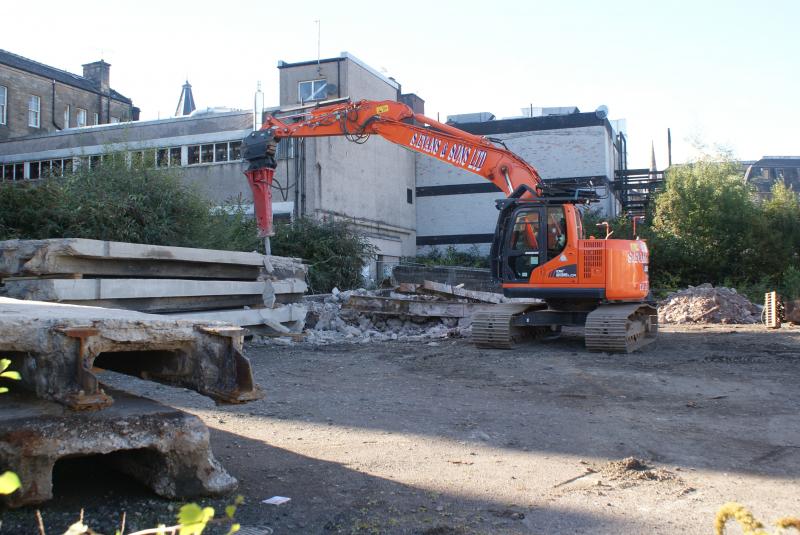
[167,303,308,331]
[0,238,306,281]
[1,278,306,301]
[0,297,263,410]
[0,388,237,508]
[343,294,492,318]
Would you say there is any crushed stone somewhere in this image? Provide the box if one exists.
[658,284,760,324]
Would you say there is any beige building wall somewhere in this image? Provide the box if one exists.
[274,53,417,281]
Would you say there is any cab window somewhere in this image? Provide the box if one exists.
[508,210,541,280]
[547,206,567,260]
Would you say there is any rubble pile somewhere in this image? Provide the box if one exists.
[254,288,471,345]
[658,284,760,324]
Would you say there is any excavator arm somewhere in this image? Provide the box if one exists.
[241,99,545,239]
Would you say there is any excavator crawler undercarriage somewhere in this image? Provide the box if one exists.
[472,302,658,353]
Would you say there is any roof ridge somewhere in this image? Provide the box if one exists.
[0,48,132,104]
[0,48,89,82]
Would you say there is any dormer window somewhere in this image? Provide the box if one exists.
[298,79,327,103]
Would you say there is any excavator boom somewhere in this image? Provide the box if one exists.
[259,99,545,197]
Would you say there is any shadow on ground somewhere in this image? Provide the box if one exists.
[1,429,635,535]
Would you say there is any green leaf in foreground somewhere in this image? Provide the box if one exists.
[177,503,215,535]
[0,471,21,494]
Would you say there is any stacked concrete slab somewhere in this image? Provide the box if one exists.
[0,238,311,506]
[0,296,262,506]
[0,238,308,333]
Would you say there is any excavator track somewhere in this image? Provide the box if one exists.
[584,303,658,353]
[472,304,534,349]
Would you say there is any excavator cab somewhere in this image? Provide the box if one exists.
[500,204,571,283]
[490,184,585,290]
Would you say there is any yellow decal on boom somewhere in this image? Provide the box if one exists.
[376,104,390,114]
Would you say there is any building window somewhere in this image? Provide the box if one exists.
[201,144,214,163]
[229,141,242,160]
[157,148,169,168]
[76,108,87,128]
[93,112,99,125]
[276,139,294,160]
[64,105,71,128]
[1,164,19,181]
[407,188,413,204]
[0,86,8,125]
[214,143,228,162]
[298,79,327,103]
[188,145,200,165]
[187,141,242,165]
[28,95,40,127]
[154,147,181,168]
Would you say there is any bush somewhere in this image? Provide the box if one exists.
[270,217,376,293]
[412,245,489,269]
[0,154,260,252]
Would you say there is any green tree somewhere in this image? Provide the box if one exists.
[271,217,376,292]
[648,158,760,286]
[760,182,800,278]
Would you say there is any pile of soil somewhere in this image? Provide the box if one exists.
[659,284,760,324]
[599,457,676,482]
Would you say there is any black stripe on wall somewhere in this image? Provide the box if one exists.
[416,183,499,197]
[416,233,495,246]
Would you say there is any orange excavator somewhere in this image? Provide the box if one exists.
[242,99,657,352]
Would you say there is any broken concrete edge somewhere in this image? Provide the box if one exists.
[166,303,307,332]
[0,387,237,507]
[0,237,302,268]
[0,297,264,410]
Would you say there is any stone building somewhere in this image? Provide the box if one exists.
[0,49,137,147]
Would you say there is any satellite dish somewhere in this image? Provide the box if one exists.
[595,105,609,119]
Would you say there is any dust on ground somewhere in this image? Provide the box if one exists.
[2,324,800,534]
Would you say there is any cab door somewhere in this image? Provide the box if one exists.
[498,207,545,283]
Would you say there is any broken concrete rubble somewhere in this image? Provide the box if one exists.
[0,297,263,410]
[0,387,237,508]
[658,284,761,324]
[253,288,474,346]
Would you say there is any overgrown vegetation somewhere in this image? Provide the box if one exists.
[412,245,490,269]
[0,153,260,252]
[271,217,376,293]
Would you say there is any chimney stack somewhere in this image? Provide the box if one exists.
[82,60,111,93]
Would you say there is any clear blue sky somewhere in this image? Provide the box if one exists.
[3,0,798,168]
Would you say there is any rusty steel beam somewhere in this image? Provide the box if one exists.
[0,297,263,410]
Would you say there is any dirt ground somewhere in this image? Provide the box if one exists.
[3,324,800,534]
